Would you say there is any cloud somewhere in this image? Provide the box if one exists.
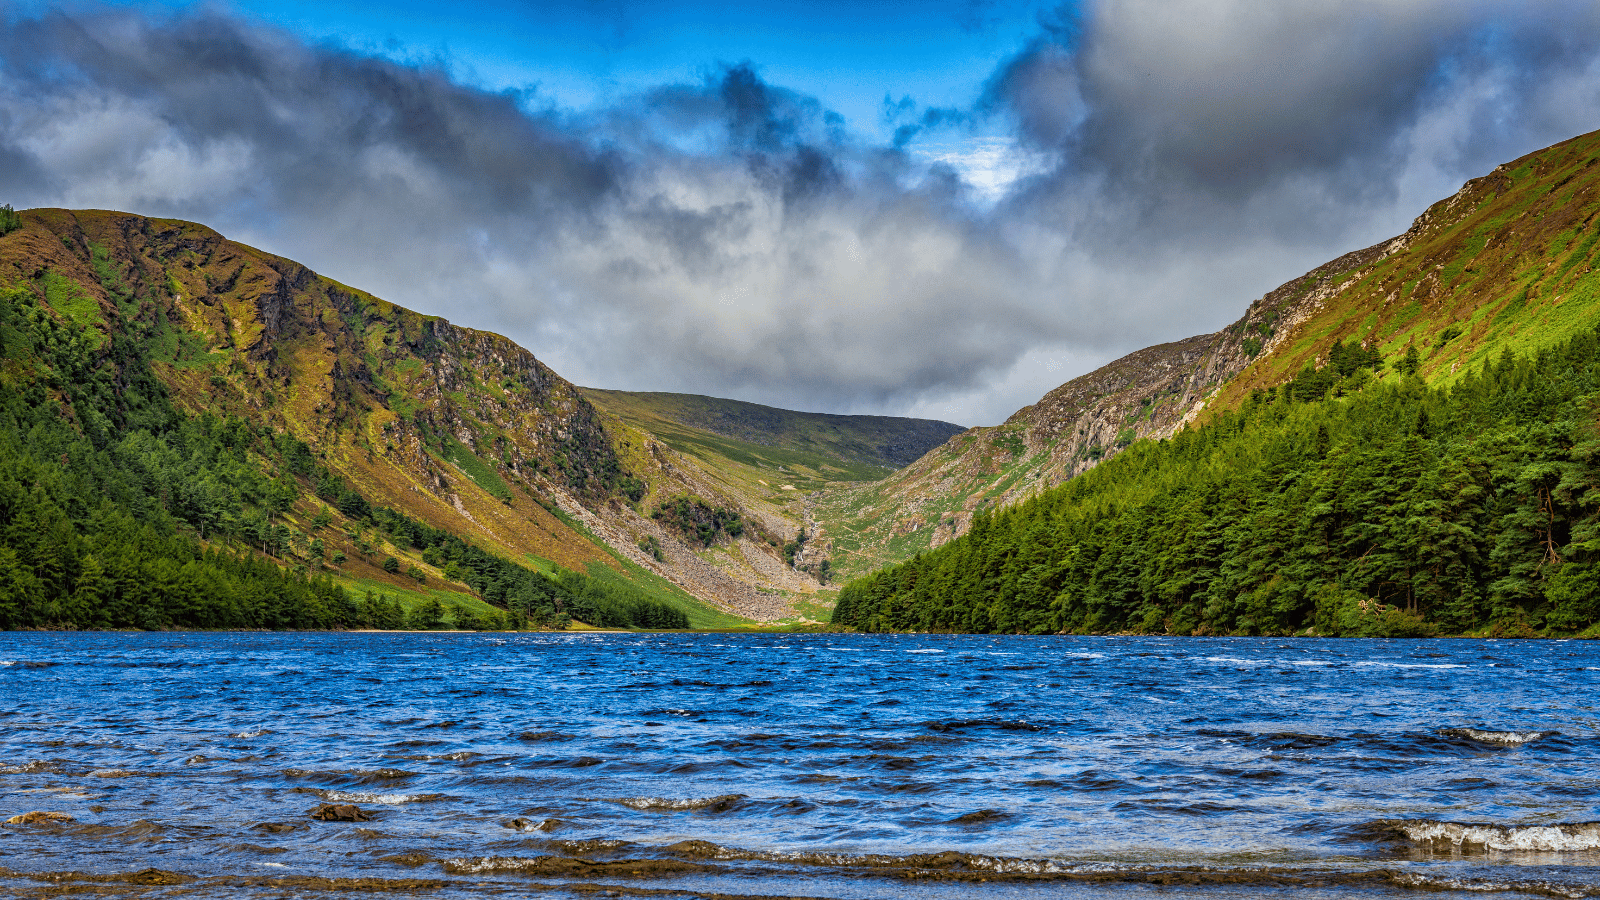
[1,3,1598,426]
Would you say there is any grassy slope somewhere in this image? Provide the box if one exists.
[582,388,963,489]
[1,209,740,628]
[1214,129,1600,408]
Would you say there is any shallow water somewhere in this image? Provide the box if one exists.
[2,633,1599,899]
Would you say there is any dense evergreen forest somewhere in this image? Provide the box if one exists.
[0,283,686,631]
[833,328,1600,637]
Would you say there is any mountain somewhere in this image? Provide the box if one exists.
[814,128,1600,581]
[0,209,936,628]
[580,388,962,593]
[831,128,1600,637]
[581,389,963,477]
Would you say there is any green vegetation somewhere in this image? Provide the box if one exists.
[0,205,19,238]
[0,285,357,628]
[582,388,963,474]
[0,278,686,631]
[441,436,514,502]
[369,504,687,629]
[834,326,1600,637]
[652,494,745,547]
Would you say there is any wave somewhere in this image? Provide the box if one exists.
[1388,871,1598,898]
[442,854,716,877]
[1439,727,1560,746]
[0,761,65,775]
[609,794,746,812]
[923,718,1048,733]
[1391,819,1600,852]
[316,790,438,805]
[280,767,416,785]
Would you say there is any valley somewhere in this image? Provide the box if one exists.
[4,128,1600,634]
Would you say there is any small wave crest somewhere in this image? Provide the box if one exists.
[441,854,716,877]
[317,790,434,805]
[281,767,416,785]
[1388,871,1599,898]
[1439,727,1559,746]
[1392,820,1600,852]
[609,794,746,812]
[0,760,64,775]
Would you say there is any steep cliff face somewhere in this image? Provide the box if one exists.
[816,128,1600,580]
[0,209,812,621]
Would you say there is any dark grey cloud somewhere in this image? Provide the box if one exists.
[2,2,1598,425]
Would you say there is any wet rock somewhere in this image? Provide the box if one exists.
[130,868,188,885]
[310,803,372,822]
[378,851,433,868]
[252,821,301,834]
[5,811,74,824]
[506,816,564,832]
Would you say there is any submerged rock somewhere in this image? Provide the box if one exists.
[310,803,372,822]
[5,811,74,824]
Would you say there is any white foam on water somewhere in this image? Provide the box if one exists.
[232,727,269,738]
[612,794,745,811]
[1440,728,1558,745]
[1390,871,1594,898]
[906,649,944,654]
[0,761,54,774]
[1400,820,1600,852]
[321,790,421,804]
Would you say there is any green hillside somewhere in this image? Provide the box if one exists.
[0,209,740,630]
[813,130,1600,588]
[834,130,1600,638]
[582,389,963,476]
[583,388,962,512]
[1214,128,1600,409]
[834,329,1600,637]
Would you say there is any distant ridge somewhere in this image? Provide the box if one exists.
[581,389,965,471]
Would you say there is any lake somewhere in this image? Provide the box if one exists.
[2,632,1598,898]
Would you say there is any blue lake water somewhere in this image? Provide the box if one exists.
[2,632,1599,899]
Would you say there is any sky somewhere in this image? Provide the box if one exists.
[2,1,1599,425]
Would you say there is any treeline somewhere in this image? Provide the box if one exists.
[0,283,353,629]
[0,280,685,631]
[834,329,1600,637]
[0,390,361,629]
